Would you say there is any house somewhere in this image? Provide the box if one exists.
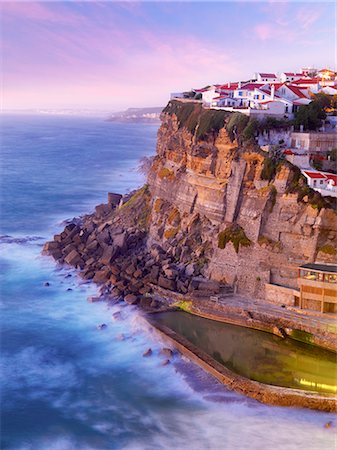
[280,72,303,83]
[283,149,310,168]
[318,69,336,81]
[301,170,337,197]
[298,264,337,314]
[265,263,337,313]
[302,170,329,189]
[255,72,278,83]
[301,67,317,77]
[291,132,337,152]
[211,95,239,108]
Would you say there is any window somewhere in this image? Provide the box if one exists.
[313,180,317,186]
[320,180,324,185]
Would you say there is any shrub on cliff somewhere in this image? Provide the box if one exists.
[318,244,337,255]
[226,112,249,142]
[218,225,251,253]
[196,109,228,140]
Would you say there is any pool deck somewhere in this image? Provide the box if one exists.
[151,286,337,351]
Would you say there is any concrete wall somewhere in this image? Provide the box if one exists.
[265,283,298,306]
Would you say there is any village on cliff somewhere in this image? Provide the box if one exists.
[172,67,337,198]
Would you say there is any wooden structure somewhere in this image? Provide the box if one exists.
[298,264,337,314]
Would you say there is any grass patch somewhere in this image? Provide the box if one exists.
[176,300,193,313]
[258,235,282,250]
[218,224,251,253]
[158,167,175,180]
[318,244,337,255]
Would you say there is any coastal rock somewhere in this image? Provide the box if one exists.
[124,294,138,305]
[143,348,152,357]
[158,276,176,291]
[64,249,82,266]
[96,323,107,330]
[159,348,174,358]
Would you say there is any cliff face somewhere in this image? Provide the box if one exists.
[44,101,337,303]
[145,101,337,299]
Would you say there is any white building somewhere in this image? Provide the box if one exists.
[255,72,278,83]
[280,72,303,83]
[301,170,337,197]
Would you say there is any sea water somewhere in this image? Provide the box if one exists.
[1,114,336,450]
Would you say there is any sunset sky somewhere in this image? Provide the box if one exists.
[1,1,335,111]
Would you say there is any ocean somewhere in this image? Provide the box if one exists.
[0,114,335,450]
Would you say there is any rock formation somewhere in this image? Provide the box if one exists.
[44,100,337,303]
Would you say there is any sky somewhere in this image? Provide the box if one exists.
[1,1,336,111]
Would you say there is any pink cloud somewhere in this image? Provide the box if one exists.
[254,24,273,41]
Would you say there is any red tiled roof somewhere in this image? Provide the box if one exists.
[284,149,295,155]
[284,72,302,77]
[286,85,308,99]
[219,83,238,91]
[258,73,277,78]
[239,83,264,91]
[303,171,327,180]
[324,173,337,186]
[293,78,319,85]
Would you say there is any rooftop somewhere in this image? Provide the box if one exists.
[300,264,337,274]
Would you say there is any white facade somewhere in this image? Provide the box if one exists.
[256,73,278,83]
[280,73,303,83]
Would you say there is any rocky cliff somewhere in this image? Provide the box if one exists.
[44,100,337,303]
[146,101,337,299]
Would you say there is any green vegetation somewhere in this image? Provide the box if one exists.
[318,244,337,255]
[158,167,175,180]
[218,224,251,253]
[261,157,278,181]
[119,185,151,230]
[226,112,249,142]
[293,93,334,131]
[285,166,336,211]
[329,148,337,161]
[258,116,292,132]
[164,227,179,239]
[176,300,193,313]
[242,118,259,141]
[163,100,229,139]
[258,235,282,251]
[196,109,228,140]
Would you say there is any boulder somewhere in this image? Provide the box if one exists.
[43,241,60,252]
[100,246,118,265]
[93,268,111,284]
[158,276,176,291]
[149,266,160,283]
[86,240,99,252]
[133,269,143,279]
[95,203,111,218]
[113,232,127,249]
[108,192,122,206]
[64,249,82,266]
[143,348,152,357]
[185,263,195,277]
[124,294,138,305]
[159,348,173,358]
[163,267,178,280]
